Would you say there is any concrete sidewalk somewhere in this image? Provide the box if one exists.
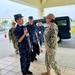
[0,34,75,75]
[0,47,75,75]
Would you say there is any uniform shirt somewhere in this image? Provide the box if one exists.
[26,23,37,43]
[37,25,45,39]
[9,28,17,41]
[44,23,58,50]
[14,25,29,47]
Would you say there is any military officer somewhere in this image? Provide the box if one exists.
[14,14,33,75]
[41,13,61,75]
[26,16,39,61]
[8,22,18,54]
[37,20,45,47]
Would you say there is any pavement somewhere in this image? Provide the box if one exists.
[0,34,75,75]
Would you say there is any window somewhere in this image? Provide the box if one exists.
[42,23,48,28]
[36,22,48,28]
[55,20,67,26]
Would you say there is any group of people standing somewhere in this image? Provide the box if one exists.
[9,16,44,55]
[8,13,61,75]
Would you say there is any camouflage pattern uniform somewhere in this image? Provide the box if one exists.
[44,23,61,75]
[9,28,18,54]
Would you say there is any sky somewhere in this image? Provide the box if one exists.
[0,0,75,19]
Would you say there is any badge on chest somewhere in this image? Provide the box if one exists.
[26,33,29,36]
[39,31,41,34]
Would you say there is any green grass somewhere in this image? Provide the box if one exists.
[71,27,75,34]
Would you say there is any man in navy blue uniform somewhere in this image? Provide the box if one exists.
[14,14,33,75]
[26,16,39,61]
[37,21,45,47]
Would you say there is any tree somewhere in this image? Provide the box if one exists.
[1,20,8,26]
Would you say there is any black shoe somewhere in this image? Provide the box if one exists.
[35,58,37,60]
[22,73,26,75]
[26,70,33,74]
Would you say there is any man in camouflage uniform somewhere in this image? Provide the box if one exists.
[42,13,61,75]
[14,14,33,75]
[9,22,18,54]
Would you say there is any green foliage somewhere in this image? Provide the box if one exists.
[72,20,75,22]
[1,20,8,26]
[71,27,75,34]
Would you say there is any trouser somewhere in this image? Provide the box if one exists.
[19,45,31,74]
[12,40,18,53]
[45,49,61,74]
[31,43,38,58]
[38,37,43,47]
